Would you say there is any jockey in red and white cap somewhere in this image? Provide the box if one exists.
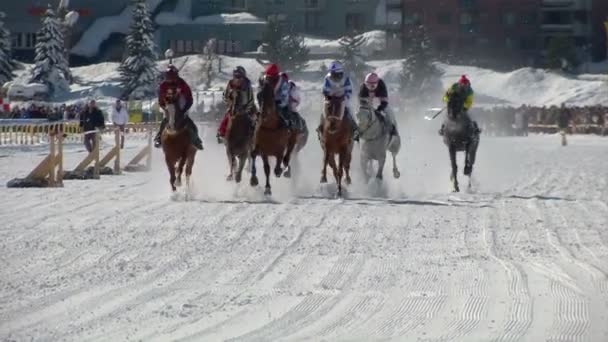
[359,72,398,137]
[155,65,203,150]
[258,64,293,129]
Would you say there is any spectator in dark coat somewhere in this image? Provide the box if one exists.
[557,103,571,131]
[80,100,106,153]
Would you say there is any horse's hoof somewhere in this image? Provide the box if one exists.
[235,174,242,183]
[171,186,177,192]
[393,169,401,179]
[175,179,182,187]
[464,165,472,176]
[264,187,272,196]
[346,177,352,185]
[320,176,327,183]
[226,174,234,181]
[376,174,383,181]
[274,168,283,178]
[250,176,259,187]
[283,169,291,178]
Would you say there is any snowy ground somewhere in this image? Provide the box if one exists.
[1,120,607,341]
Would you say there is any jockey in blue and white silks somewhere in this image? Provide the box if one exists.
[319,60,359,141]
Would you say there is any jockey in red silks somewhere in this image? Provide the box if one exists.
[258,63,292,129]
[155,65,203,150]
[216,66,257,142]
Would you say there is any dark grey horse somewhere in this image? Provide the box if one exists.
[442,95,480,192]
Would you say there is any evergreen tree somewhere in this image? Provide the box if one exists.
[280,25,309,73]
[31,7,69,95]
[257,21,309,73]
[201,39,220,90]
[258,19,283,66]
[399,24,443,104]
[0,11,15,85]
[119,0,158,99]
[338,32,367,84]
[545,36,579,72]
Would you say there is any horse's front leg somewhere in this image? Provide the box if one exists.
[262,154,272,195]
[250,150,259,187]
[166,155,177,192]
[360,154,370,182]
[176,155,188,187]
[282,132,297,178]
[449,145,459,192]
[343,145,352,185]
[464,136,479,176]
[235,155,246,183]
[376,153,386,181]
[226,149,235,181]
[392,152,401,179]
[321,148,329,183]
[329,151,341,196]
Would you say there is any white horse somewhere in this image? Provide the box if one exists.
[355,99,401,181]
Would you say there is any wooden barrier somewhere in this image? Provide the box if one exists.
[124,129,153,172]
[6,130,64,188]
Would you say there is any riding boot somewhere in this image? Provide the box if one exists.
[346,110,359,142]
[439,124,445,136]
[279,107,291,130]
[154,118,168,148]
[472,121,481,134]
[184,117,203,150]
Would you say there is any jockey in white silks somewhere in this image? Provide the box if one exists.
[318,60,359,141]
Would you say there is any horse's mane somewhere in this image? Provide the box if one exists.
[447,93,465,119]
[260,81,275,112]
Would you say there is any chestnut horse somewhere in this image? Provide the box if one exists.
[250,81,297,195]
[161,92,197,194]
[319,96,354,197]
[225,90,254,183]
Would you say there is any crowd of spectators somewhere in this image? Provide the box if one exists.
[1,103,84,121]
[470,104,608,136]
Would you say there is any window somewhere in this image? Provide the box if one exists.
[503,11,516,27]
[176,40,184,53]
[437,12,451,25]
[459,0,478,9]
[520,37,536,50]
[228,0,247,9]
[304,0,319,8]
[25,33,36,48]
[460,12,473,25]
[521,11,536,25]
[193,40,201,53]
[346,13,365,31]
[305,12,321,30]
[11,33,22,48]
[267,13,287,23]
[404,13,421,25]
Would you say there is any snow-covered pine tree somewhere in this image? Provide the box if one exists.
[30,7,69,95]
[338,32,367,85]
[119,0,158,99]
[280,25,309,73]
[201,39,220,90]
[399,24,443,104]
[257,21,309,74]
[0,11,15,85]
[258,19,283,65]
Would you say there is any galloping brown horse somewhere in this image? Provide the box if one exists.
[319,96,354,197]
[225,90,254,183]
[161,90,197,194]
[250,81,297,195]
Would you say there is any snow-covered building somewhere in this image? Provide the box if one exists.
[4,0,387,63]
